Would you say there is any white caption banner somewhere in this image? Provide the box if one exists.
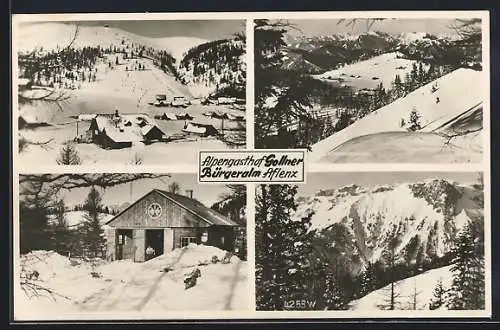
[198,150,306,184]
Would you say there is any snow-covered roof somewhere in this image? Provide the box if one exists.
[78,114,97,121]
[94,116,110,131]
[140,124,163,136]
[92,113,164,143]
[162,112,177,120]
[183,123,207,134]
[19,114,39,124]
[104,128,142,143]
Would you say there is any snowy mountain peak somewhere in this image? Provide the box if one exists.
[17,22,208,63]
[295,179,483,271]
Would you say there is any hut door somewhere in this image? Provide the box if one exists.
[145,229,164,260]
[116,229,133,260]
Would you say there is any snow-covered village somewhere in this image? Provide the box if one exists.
[255,172,485,311]
[255,18,484,163]
[16,20,246,165]
[16,173,248,317]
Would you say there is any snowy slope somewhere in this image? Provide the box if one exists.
[314,52,419,91]
[349,265,453,310]
[319,130,482,163]
[294,179,483,267]
[16,22,208,63]
[310,68,483,162]
[178,37,246,98]
[16,244,249,318]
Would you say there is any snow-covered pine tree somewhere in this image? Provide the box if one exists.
[359,261,378,297]
[310,259,347,310]
[429,278,446,310]
[56,142,81,165]
[82,186,106,259]
[445,221,485,310]
[49,198,72,256]
[408,108,422,131]
[255,185,314,310]
[417,62,425,85]
[392,74,405,99]
[410,62,418,90]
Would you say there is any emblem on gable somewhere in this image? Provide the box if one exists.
[147,202,162,218]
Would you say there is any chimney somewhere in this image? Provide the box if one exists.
[185,189,193,199]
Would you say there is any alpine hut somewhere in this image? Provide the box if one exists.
[104,189,240,262]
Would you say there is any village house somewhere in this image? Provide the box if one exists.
[88,111,166,149]
[105,189,240,262]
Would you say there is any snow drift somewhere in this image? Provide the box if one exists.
[16,244,248,319]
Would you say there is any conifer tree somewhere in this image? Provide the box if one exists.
[429,278,446,310]
[310,259,347,310]
[56,142,81,165]
[255,184,314,310]
[392,74,404,99]
[82,186,106,258]
[408,108,422,131]
[378,239,402,310]
[359,261,378,297]
[445,221,485,310]
[417,62,425,84]
[254,20,314,149]
[48,198,72,255]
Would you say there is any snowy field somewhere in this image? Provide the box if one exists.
[314,52,420,91]
[349,265,453,311]
[310,68,483,163]
[16,245,249,319]
[18,55,246,165]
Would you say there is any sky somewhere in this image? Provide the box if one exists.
[50,174,232,208]
[286,18,464,37]
[74,20,245,40]
[297,171,480,197]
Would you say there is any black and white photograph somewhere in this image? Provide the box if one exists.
[16,173,248,318]
[256,172,486,312]
[15,18,246,165]
[254,18,485,163]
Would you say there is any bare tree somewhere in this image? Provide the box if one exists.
[19,136,54,153]
[440,126,482,145]
[408,273,424,310]
[378,239,402,310]
[337,18,388,32]
[19,173,170,209]
[168,181,181,194]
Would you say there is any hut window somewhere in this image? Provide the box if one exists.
[180,236,197,247]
